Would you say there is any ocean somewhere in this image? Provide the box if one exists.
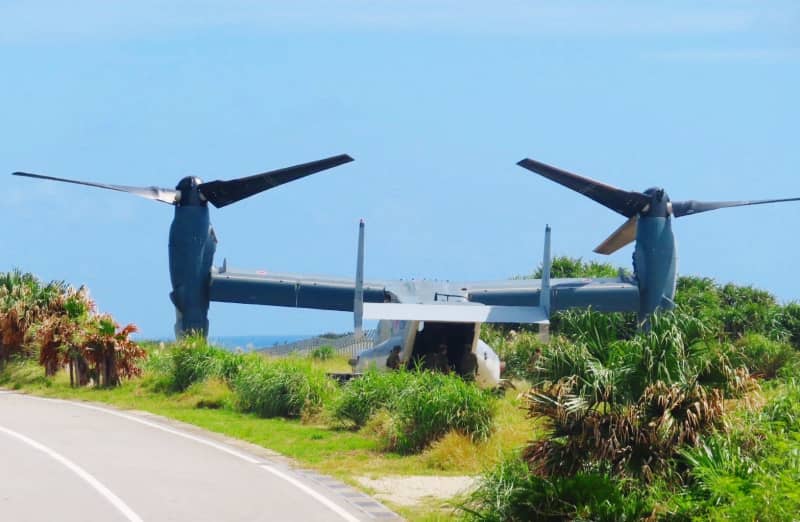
[208,334,313,351]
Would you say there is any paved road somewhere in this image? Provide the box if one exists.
[0,391,399,521]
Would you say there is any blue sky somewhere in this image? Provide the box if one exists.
[1,1,798,338]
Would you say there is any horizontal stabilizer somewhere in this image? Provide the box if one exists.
[363,303,549,324]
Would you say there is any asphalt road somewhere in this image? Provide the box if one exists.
[0,390,399,521]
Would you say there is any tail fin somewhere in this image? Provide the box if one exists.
[540,225,552,316]
[353,219,365,337]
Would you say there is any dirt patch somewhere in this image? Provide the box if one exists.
[355,475,478,507]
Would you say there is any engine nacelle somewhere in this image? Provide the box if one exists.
[633,215,677,323]
[168,179,216,337]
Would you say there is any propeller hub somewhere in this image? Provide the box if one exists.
[176,176,206,207]
[641,187,671,217]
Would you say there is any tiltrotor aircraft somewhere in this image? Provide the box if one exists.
[13,155,800,387]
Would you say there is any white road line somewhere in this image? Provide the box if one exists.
[54,399,260,464]
[0,423,144,522]
[8,393,360,522]
[260,465,361,522]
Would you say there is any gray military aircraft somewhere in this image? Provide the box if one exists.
[12,155,800,387]
[515,157,800,322]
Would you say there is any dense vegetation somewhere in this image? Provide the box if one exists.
[332,369,495,453]
[141,337,497,451]
[5,260,800,520]
[0,270,144,387]
[464,257,800,520]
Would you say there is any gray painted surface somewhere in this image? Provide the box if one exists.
[210,267,640,314]
[634,215,678,321]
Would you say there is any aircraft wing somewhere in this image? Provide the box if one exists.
[209,265,639,320]
[363,302,548,323]
[463,276,639,313]
[209,265,389,311]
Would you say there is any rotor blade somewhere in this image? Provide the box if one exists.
[517,158,650,218]
[198,154,354,208]
[594,215,638,255]
[12,172,178,204]
[672,197,800,218]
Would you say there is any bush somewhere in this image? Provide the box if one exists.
[330,369,406,427]
[552,309,636,357]
[332,370,496,451]
[311,345,335,360]
[170,341,226,392]
[0,357,52,388]
[529,256,622,279]
[141,343,174,391]
[735,333,796,379]
[461,455,653,522]
[482,329,545,381]
[779,302,800,349]
[389,371,495,453]
[232,356,335,418]
[682,427,800,521]
[761,379,800,431]
[166,336,244,392]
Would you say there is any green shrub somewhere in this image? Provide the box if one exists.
[778,302,800,349]
[0,357,51,388]
[333,369,496,450]
[389,371,495,453]
[736,333,795,379]
[682,429,800,521]
[218,351,245,382]
[761,379,800,431]
[552,309,636,357]
[171,342,226,392]
[310,345,335,360]
[232,356,335,418]
[484,330,545,381]
[461,455,653,522]
[140,343,174,391]
[529,256,622,279]
[675,275,725,335]
[165,336,244,392]
[718,283,785,340]
[330,369,406,427]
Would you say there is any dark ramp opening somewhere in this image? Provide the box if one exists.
[410,322,476,378]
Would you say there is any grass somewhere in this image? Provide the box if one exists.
[0,356,531,521]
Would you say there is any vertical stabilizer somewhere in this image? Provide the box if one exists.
[354,219,365,337]
[540,225,552,316]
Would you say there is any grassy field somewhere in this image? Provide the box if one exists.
[0,355,533,520]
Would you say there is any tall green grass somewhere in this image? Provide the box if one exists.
[390,371,495,453]
[146,335,244,392]
[232,355,335,419]
[330,369,407,427]
[332,369,496,453]
[461,454,653,521]
[679,385,800,521]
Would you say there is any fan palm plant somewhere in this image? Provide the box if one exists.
[525,312,739,482]
[35,288,94,384]
[84,315,143,387]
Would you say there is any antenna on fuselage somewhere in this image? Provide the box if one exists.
[354,219,365,338]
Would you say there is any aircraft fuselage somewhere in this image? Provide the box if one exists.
[353,319,502,388]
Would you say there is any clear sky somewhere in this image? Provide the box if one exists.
[1,1,798,339]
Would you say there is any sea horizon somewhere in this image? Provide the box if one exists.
[137,334,318,351]
[209,334,315,351]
